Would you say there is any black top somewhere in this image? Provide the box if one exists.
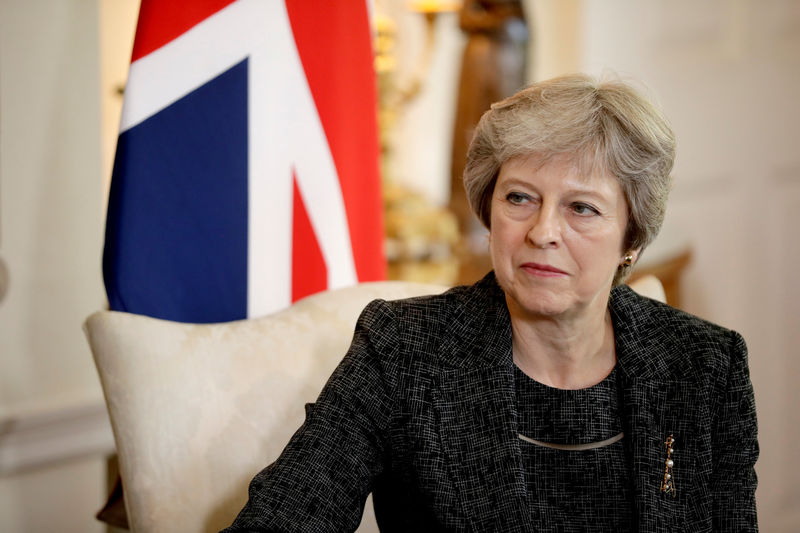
[515,365,633,531]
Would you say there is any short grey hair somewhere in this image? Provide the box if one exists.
[463,73,676,285]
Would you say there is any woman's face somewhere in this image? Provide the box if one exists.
[489,153,634,321]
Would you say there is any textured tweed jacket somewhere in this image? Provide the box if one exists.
[226,273,758,532]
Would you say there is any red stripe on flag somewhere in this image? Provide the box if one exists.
[291,173,328,302]
[131,0,238,62]
[286,0,386,282]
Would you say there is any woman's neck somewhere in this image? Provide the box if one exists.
[509,301,616,390]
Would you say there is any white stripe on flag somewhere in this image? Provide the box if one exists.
[120,0,250,132]
[250,1,357,316]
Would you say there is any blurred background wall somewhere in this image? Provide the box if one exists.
[0,1,109,531]
[0,0,797,530]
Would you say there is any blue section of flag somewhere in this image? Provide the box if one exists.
[103,59,249,323]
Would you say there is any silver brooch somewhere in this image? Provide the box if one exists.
[661,434,676,497]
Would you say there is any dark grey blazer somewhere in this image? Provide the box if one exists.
[226,273,758,532]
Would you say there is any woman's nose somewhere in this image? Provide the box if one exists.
[527,204,561,248]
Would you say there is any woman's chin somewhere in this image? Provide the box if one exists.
[504,289,576,320]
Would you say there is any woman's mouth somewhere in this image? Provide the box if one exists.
[520,262,568,277]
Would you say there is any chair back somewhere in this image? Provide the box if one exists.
[85,281,447,533]
[628,274,667,303]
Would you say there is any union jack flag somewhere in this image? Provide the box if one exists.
[103,0,385,323]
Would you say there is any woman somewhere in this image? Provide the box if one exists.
[225,74,758,532]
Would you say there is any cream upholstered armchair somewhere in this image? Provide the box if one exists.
[85,281,447,533]
[84,276,664,533]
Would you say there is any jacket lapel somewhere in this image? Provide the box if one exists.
[434,365,530,532]
[619,376,700,531]
[612,287,709,532]
[432,275,531,531]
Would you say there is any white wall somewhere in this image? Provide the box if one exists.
[0,0,112,531]
[0,0,106,408]
[0,457,107,533]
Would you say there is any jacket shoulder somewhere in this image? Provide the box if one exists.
[611,286,745,381]
[356,275,508,370]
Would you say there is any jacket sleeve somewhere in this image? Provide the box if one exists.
[221,299,400,533]
[711,330,759,531]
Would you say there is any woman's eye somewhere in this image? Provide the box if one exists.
[507,192,530,205]
[572,203,600,216]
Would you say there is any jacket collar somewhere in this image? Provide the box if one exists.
[437,271,513,370]
[609,285,699,383]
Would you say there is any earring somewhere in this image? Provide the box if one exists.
[621,254,634,268]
